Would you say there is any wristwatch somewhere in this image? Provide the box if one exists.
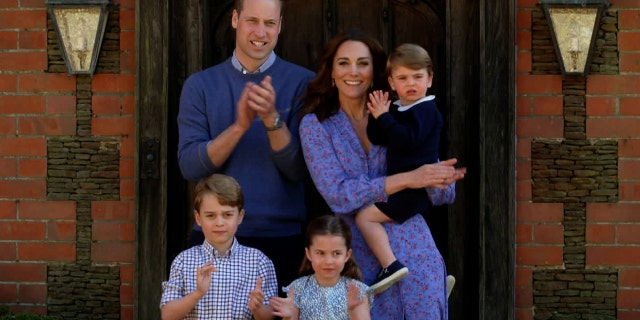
[264,116,283,131]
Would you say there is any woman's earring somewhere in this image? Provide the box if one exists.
[332,78,335,87]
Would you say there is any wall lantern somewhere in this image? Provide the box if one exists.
[46,0,110,75]
[539,0,610,77]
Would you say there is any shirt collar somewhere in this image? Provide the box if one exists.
[394,95,436,112]
[231,51,277,74]
[201,237,238,259]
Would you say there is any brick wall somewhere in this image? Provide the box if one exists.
[517,0,640,319]
[0,0,135,319]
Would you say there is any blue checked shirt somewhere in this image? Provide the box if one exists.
[160,238,278,319]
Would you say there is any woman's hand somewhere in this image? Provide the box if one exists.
[385,158,466,195]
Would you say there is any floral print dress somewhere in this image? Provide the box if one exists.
[299,109,448,320]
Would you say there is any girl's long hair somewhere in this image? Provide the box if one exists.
[298,215,362,281]
[299,29,389,122]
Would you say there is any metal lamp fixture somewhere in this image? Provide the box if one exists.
[539,0,610,77]
[46,0,110,75]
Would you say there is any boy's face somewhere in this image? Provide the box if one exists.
[194,194,244,253]
[388,66,433,106]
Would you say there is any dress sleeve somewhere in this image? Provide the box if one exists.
[299,114,387,215]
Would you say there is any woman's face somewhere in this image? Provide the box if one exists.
[331,40,374,103]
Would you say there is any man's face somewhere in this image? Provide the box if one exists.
[232,0,282,72]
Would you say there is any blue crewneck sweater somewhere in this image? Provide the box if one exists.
[177,57,315,237]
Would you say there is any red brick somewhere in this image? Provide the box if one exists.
[534,224,563,244]
[619,182,640,201]
[120,137,134,157]
[115,0,135,9]
[93,222,121,241]
[620,139,640,158]
[517,224,532,244]
[0,95,46,114]
[618,225,640,244]
[619,311,640,320]
[121,305,134,320]
[20,0,44,8]
[0,180,45,198]
[516,159,531,180]
[517,75,562,94]
[120,9,135,30]
[122,95,134,115]
[120,31,135,51]
[586,96,616,116]
[517,181,532,201]
[620,160,640,180]
[0,221,45,240]
[19,201,75,219]
[0,242,16,260]
[517,0,539,8]
[0,263,46,282]
[0,31,18,49]
[619,10,640,30]
[18,283,46,303]
[120,264,134,284]
[0,74,17,92]
[0,116,17,134]
[0,137,46,156]
[516,245,563,266]
[532,96,563,116]
[121,179,134,199]
[517,31,531,51]
[587,75,640,94]
[586,246,640,266]
[91,116,134,136]
[618,289,640,309]
[515,308,533,320]
[517,96,532,116]
[120,284,134,304]
[18,116,76,135]
[515,286,533,307]
[0,0,18,8]
[517,9,532,29]
[587,118,640,138]
[91,74,135,93]
[0,52,47,71]
[588,203,640,222]
[47,221,75,241]
[18,242,75,261]
[46,95,76,114]
[120,158,134,178]
[120,52,135,71]
[517,138,531,158]
[0,10,46,28]
[92,95,121,115]
[516,118,563,138]
[619,31,640,51]
[586,224,615,244]
[92,201,134,220]
[620,268,640,287]
[0,158,17,177]
[620,52,640,73]
[18,73,75,93]
[516,267,532,287]
[620,97,640,116]
[92,242,134,263]
[0,200,17,219]
[18,158,46,177]
[517,203,563,222]
[0,284,17,303]
[19,30,46,50]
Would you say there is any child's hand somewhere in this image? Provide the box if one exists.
[270,287,299,319]
[366,90,390,119]
[248,278,265,313]
[195,261,217,296]
[347,281,365,310]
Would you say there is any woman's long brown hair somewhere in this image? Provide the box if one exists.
[299,29,389,122]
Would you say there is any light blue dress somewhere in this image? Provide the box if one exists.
[300,110,448,319]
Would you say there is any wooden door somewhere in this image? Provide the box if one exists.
[138,0,515,319]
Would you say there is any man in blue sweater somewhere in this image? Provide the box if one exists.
[177,0,315,296]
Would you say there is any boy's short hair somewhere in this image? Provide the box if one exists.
[387,43,433,75]
[193,174,244,212]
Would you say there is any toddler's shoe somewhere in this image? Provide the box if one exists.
[369,260,409,294]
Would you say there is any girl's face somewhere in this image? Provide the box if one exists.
[305,234,352,287]
[331,40,374,104]
[388,65,432,106]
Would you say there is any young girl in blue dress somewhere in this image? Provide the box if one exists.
[269,215,373,320]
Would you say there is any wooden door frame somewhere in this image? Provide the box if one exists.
[135,1,515,319]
